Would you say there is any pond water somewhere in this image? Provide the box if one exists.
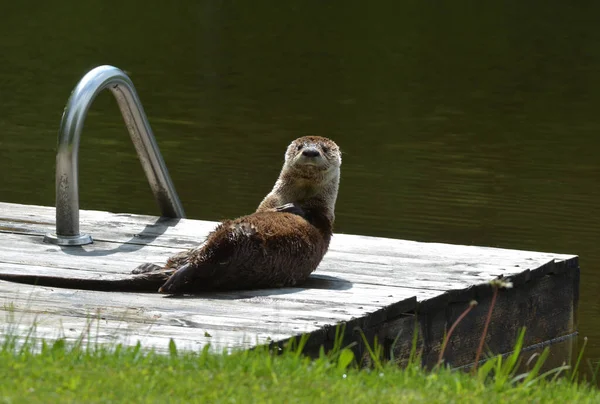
[1,1,599,377]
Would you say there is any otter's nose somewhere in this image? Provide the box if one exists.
[302,147,320,158]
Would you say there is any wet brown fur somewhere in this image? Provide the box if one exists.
[156,210,332,294]
[157,135,341,294]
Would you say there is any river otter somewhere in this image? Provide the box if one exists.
[0,136,341,294]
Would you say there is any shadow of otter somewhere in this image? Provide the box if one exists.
[163,274,354,300]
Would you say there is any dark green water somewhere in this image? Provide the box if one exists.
[2,1,600,374]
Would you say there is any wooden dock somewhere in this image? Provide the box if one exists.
[0,202,579,367]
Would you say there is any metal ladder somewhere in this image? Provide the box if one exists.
[44,65,185,246]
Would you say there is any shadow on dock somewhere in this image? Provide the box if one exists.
[164,274,355,300]
[59,217,182,257]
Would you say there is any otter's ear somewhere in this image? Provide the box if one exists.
[273,203,307,219]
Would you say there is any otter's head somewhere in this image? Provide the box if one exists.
[275,136,341,222]
[257,136,341,222]
[283,136,342,183]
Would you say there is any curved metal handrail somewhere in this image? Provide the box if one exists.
[44,65,185,246]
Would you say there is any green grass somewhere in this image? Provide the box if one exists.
[0,333,599,404]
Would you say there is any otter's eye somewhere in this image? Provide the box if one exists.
[321,146,329,153]
[296,144,303,151]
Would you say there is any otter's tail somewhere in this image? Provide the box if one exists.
[0,270,173,293]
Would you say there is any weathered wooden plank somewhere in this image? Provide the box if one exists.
[0,278,401,316]
[0,261,440,305]
[0,285,342,351]
[2,310,285,353]
[0,280,379,321]
[3,290,331,337]
[0,202,576,265]
[0,275,418,351]
[0,270,415,313]
[0,262,422,337]
[0,231,567,293]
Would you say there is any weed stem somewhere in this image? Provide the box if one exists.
[437,300,477,367]
[473,285,498,374]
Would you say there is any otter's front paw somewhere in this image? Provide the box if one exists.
[132,263,163,274]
